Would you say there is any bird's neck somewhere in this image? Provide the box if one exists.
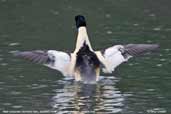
[74,27,93,53]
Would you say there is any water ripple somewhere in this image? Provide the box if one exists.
[11,105,23,109]
[8,42,20,47]
[51,76,125,113]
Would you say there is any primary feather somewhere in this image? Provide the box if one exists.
[15,50,71,76]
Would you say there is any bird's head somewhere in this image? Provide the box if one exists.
[75,15,86,29]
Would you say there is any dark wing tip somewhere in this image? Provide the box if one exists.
[146,44,160,50]
[152,44,160,49]
[124,44,160,56]
[13,50,50,64]
[13,52,24,57]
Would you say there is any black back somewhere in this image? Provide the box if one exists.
[75,43,100,83]
[76,43,100,69]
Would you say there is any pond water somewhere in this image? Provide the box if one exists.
[0,0,171,114]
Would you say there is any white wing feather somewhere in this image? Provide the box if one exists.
[102,45,131,73]
[15,50,71,76]
[44,50,71,76]
[101,44,159,73]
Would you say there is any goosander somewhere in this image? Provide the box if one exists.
[15,15,159,84]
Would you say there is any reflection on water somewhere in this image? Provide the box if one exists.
[0,0,171,113]
[51,76,125,113]
[0,75,126,114]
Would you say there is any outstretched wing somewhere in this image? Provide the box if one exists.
[14,50,71,76]
[124,44,159,56]
[14,50,51,64]
[101,44,159,73]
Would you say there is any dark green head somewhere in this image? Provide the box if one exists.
[75,15,86,29]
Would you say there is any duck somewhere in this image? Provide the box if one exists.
[15,15,159,84]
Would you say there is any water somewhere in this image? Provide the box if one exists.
[0,0,171,114]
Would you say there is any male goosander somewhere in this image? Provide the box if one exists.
[15,15,159,84]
